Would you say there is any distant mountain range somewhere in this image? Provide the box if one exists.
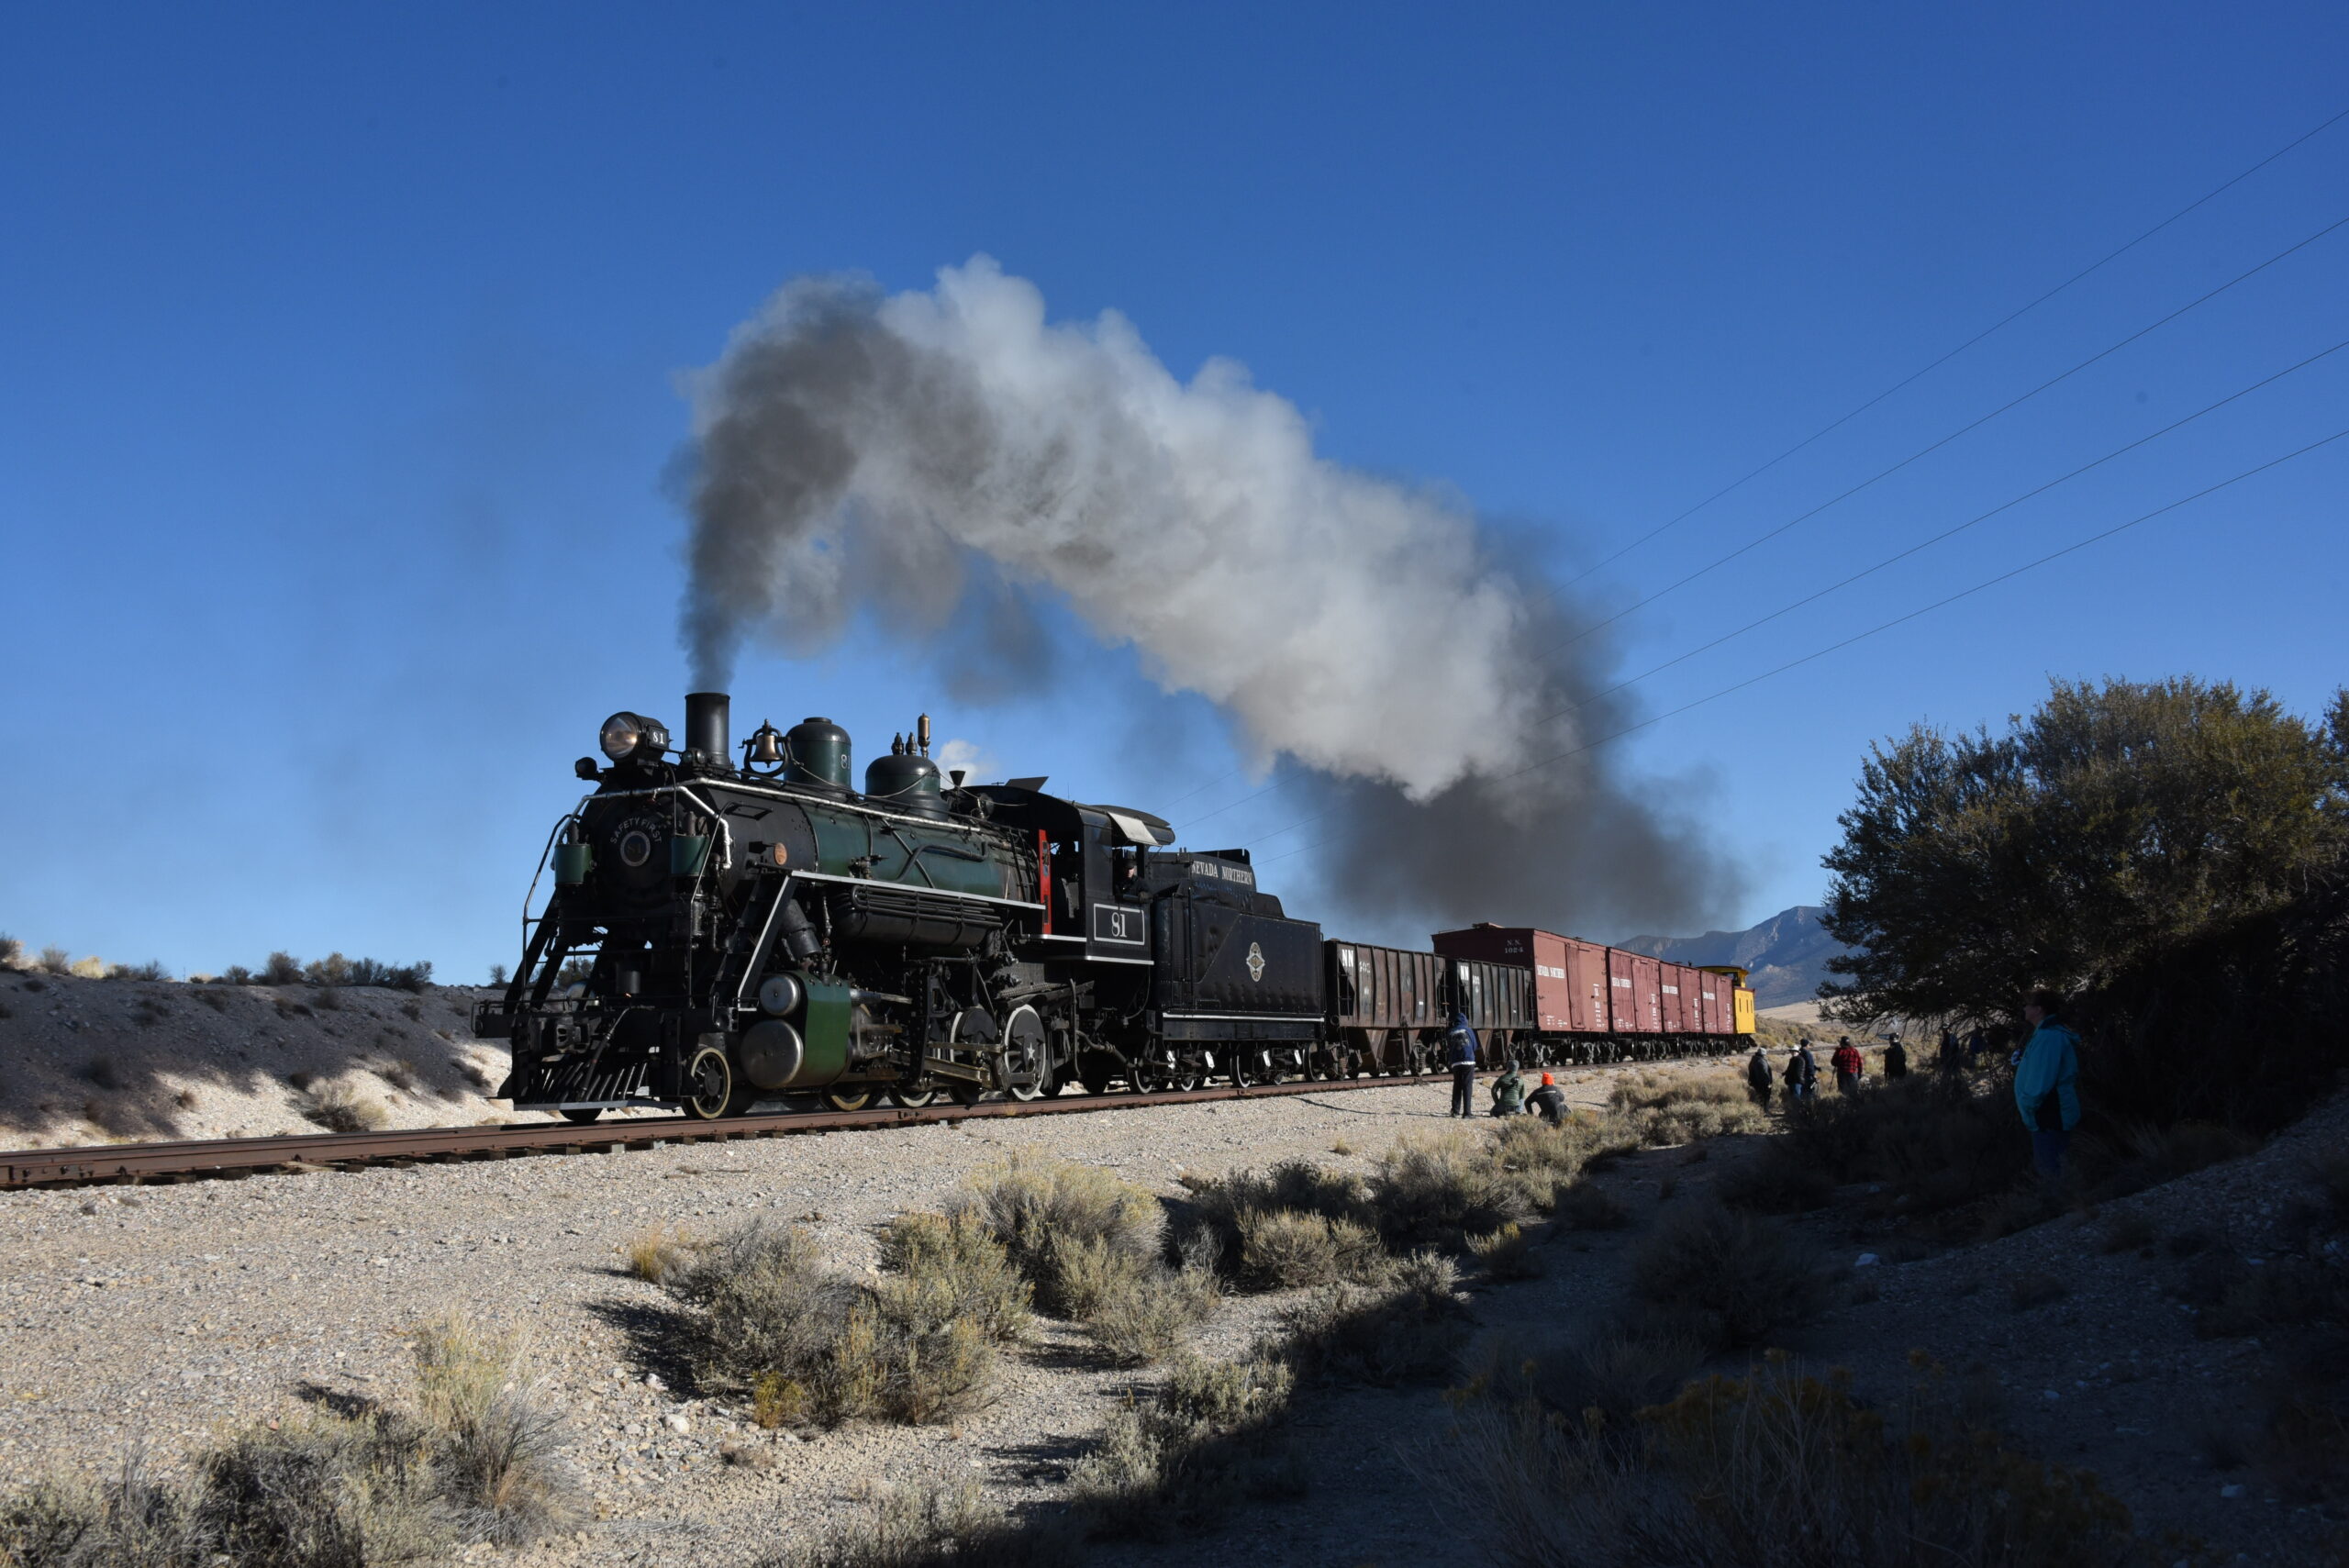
[1619,905,1852,1009]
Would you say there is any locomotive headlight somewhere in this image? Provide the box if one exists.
[599,713,644,761]
[600,712,670,762]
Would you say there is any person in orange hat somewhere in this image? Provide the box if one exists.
[1527,1071,1567,1125]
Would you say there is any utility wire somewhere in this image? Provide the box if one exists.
[1552,210,2349,654]
[1565,103,2349,586]
[1256,427,2349,866]
[1540,336,2349,728]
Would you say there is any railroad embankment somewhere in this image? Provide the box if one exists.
[0,969,526,1145]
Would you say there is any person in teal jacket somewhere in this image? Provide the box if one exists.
[2014,988,2081,1178]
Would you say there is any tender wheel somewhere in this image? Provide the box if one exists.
[559,1107,603,1126]
[820,1087,876,1112]
[1229,1047,1266,1088]
[682,1047,739,1120]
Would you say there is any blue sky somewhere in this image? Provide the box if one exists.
[3,2,2343,977]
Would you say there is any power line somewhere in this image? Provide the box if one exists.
[1255,427,2349,866]
[1565,103,2349,586]
[1552,211,2349,654]
[1539,336,2349,728]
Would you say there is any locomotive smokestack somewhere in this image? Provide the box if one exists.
[685,691,731,768]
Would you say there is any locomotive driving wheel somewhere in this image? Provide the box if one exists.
[1000,1006,1053,1103]
[820,1087,876,1112]
[682,1046,747,1120]
[887,1084,938,1108]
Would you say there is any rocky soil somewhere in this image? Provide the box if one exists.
[0,1061,1668,1568]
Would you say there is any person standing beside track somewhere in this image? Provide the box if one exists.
[1445,1011,1479,1118]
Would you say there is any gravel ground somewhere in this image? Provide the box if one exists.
[0,1060,1689,1568]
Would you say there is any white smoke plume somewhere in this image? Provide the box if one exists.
[680,258,1741,932]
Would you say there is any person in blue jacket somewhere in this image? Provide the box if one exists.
[2014,988,2082,1179]
[1445,1011,1479,1118]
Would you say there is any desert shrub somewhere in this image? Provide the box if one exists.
[876,1213,1031,1345]
[344,959,432,992]
[1608,1072,1766,1146]
[220,965,255,985]
[955,1151,1159,1314]
[1070,1352,1301,1538]
[262,952,304,986]
[1469,1223,1542,1281]
[299,1084,390,1133]
[408,1318,582,1545]
[105,961,171,983]
[1282,1251,1468,1386]
[38,947,72,976]
[1367,1129,1541,1249]
[1630,1201,1829,1352]
[667,1220,996,1426]
[67,958,106,981]
[1076,1258,1220,1365]
[1172,1160,1367,1275]
[0,935,18,969]
[301,953,353,988]
[1233,1208,1386,1290]
[1447,1353,2137,1568]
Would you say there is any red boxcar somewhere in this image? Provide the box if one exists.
[1432,924,1747,1055]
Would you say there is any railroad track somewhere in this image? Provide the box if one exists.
[0,1072,1426,1190]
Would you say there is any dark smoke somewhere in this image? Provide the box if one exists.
[677,258,1743,937]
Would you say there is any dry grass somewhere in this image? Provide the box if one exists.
[624,1226,696,1284]
[408,1316,583,1544]
[1469,1222,1543,1281]
[877,1212,1032,1345]
[1629,1200,1830,1353]
[1367,1129,1543,1249]
[296,1083,389,1133]
[1553,1179,1632,1231]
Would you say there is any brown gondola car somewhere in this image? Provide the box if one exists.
[1431,923,1752,1062]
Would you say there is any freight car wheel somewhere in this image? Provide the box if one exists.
[559,1107,603,1126]
[682,1047,740,1120]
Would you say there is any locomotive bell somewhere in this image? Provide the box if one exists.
[745,722,786,766]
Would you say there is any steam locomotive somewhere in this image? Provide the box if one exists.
[476,692,1752,1121]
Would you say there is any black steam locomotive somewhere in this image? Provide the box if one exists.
[478,691,1749,1121]
[477,693,1338,1120]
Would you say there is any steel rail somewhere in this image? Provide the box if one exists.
[0,1070,1462,1190]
